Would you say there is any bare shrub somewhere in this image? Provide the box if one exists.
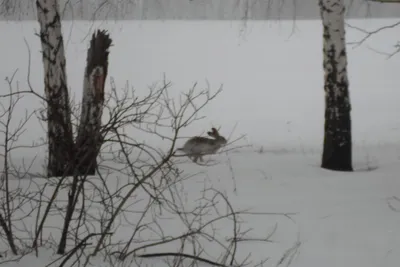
[0,66,296,267]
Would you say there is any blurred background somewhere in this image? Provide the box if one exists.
[1,0,400,21]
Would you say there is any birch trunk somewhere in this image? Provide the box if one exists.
[319,0,353,171]
[36,0,74,177]
[36,0,111,254]
[75,30,111,175]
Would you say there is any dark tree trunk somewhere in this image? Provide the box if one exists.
[56,175,78,255]
[319,0,353,172]
[0,213,18,255]
[36,0,75,178]
[75,30,112,175]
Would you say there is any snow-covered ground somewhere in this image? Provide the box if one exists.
[0,19,400,267]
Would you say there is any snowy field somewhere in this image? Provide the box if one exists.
[0,19,400,267]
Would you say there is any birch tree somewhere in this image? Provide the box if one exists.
[36,0,111,177]
[36,0,75,177]
[319,0,353,171]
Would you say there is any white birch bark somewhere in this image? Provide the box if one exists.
[320,0,350,110]
[36,0,74,177]
[319,0,353,171]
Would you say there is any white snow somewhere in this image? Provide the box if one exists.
[1,19,400,267]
